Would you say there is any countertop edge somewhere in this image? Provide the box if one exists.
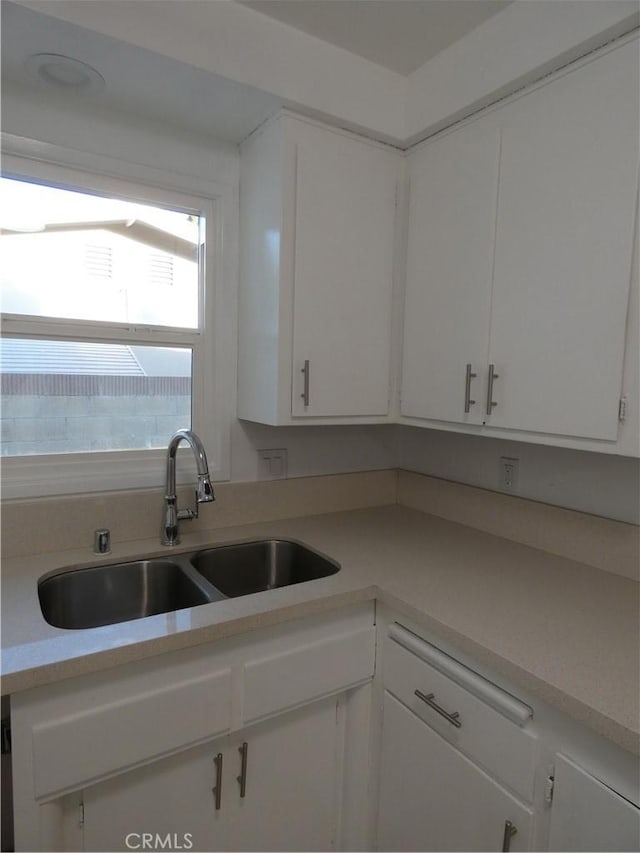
[1,586,378,696]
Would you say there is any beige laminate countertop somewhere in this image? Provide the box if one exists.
[2,505,639,754]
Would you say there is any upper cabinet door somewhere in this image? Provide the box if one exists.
[401,119,500,424]
[291,124,397,417]
[487,40,639,440]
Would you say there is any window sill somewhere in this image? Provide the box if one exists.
[1,449,226,500]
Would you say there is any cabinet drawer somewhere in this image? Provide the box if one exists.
[30,666,232,800]
[242,624,375,723]
[384,625,537,801]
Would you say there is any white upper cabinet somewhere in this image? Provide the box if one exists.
[401,119,500,425]
[238,39,638,450]
[488,38,639,440]
[401,37,639,450]
[238,113,399,424]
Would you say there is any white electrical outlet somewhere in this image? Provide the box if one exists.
[258,448,288,480]
[499,456,519,492]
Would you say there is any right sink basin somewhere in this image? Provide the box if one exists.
[190,539,340,598]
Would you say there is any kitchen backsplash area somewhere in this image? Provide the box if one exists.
[2,469,637,581]
[0,470,396,559]
[397,471,639,581]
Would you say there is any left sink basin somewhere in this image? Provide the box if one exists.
[38,560,212,630]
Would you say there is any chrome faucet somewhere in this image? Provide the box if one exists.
[161,429,215,546]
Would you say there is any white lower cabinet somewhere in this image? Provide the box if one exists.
[377,693,533,852]
[548,753,640,852]
[72,697,340,853]
[376,623,536,852]
[10,604,375,852]
[10,601,640,852]
[374,615,640,853]
[70,735,235,853]
[222,700,339,852]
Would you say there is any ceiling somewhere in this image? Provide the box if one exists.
[4,0,627,147]
[1,1,283,143]
[236,0,513,75]
[1,0,518,144]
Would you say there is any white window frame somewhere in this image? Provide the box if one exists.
[1,135,233,497]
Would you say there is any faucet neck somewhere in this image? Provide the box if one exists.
[162,429,215,547]
[167,428,209,473]
[165,429,209,495]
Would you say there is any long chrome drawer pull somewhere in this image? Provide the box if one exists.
[237,742,248,798]
[502,820,517,852]
[486,363,499,415]
[464,363,477,413]
[212,752,223,810]
[414,689,462,728]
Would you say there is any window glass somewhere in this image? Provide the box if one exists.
[0,177,199,327]
[1,175,204,461]
[1,339,192,456]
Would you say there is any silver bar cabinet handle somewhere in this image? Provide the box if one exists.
[486,363,499,415]
[301,359,310,407]
[414,689,462,728]
[237,742,248,798]
[464,363,477,413]
[502,820,517,852]
[212,752,223,810]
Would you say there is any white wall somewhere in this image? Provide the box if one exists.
[399,427,639,525]
[2,82,238,182]
[232,421,398,482]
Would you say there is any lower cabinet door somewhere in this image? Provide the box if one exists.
[377,692,533,852]
[548,754,640,852]
[226,697,339,852]
[79,733,236,853]
[75,697,339,852]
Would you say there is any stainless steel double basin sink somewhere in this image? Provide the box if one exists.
[38,540,340,630]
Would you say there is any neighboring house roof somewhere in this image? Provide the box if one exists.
[0,339,145,375]
[2,220,198,262]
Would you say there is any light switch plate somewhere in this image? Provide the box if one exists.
[258,448,288,480]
